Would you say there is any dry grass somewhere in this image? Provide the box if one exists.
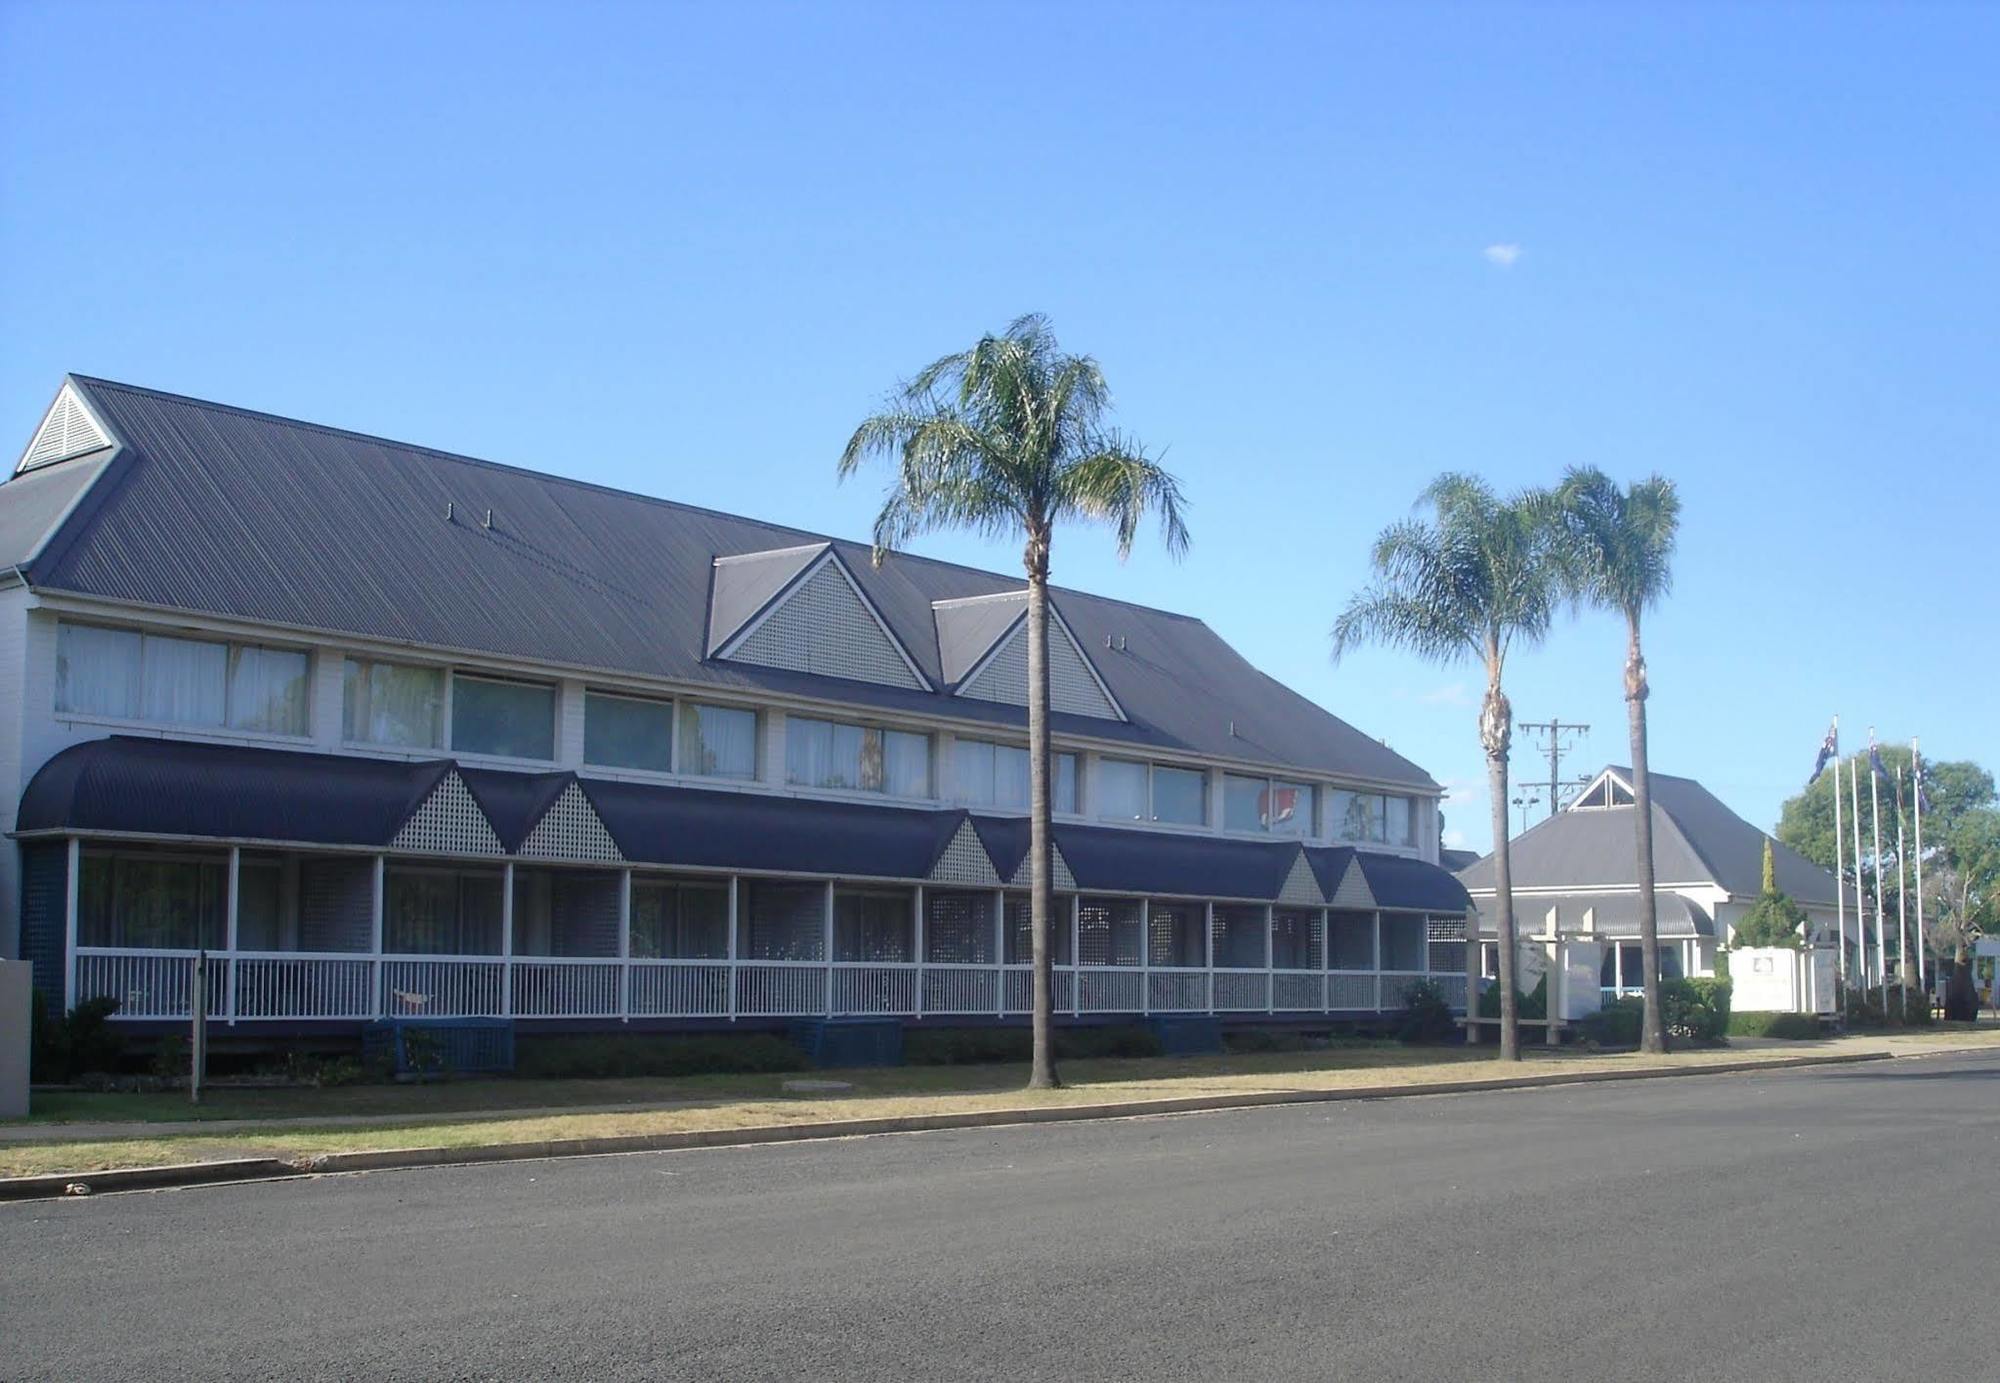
[12,1034,1991,1180]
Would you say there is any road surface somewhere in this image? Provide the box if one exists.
[4,1051,1996,1381]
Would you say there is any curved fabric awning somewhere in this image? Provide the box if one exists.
[1052,825,1304,900]
[458,768,579,853]
[1351,851,1474,913]
[580,778,967,880]
[16,736,451,846]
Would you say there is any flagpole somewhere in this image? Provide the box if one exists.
[1848,754,1868,990]
[1913,738,1928,1008]
[1831,719,1848,998]
[1895,764,1909,1021]
[1868,728,1887,1011]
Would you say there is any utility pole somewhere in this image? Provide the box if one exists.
[1515,718,1592,818]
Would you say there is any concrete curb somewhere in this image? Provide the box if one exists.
[0,1046,1946,1201]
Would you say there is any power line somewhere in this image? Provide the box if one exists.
[1515,717,1593,821]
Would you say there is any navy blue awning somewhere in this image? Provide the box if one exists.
[16,736,451,846]
[1303,846,1358,903]
[581,778,965,880]
[1352,851,1472,912]
[459,768,576,852]
[1053,825,1303,900]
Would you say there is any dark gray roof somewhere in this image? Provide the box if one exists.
[1474,890,1714,939]
[0,446,114,569]
[459,768,577,852]
[1,376,1435,788]
[1352,851,1474,913]
[1053,825,1304,900]
[1456,766,1837,906]
[933,593,1027,687]
[16,736,450,846]
[705,543,827,656]
[1438,847,1480,873]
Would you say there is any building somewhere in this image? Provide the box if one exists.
[1455,765,1859,997]
[0,376,1471,1035]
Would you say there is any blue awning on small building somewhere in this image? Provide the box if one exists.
[16,736,452,846]
[459,768,577,852]
[1352,850,1473,913]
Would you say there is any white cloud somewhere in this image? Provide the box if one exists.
[1483,243,1522,268]
[1442,828,1469,849]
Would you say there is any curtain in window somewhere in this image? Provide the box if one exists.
[1385,795,1413,847]
[139,633,228,727]
[78,852,227,949]
[55,623,142,718]
[1272,909,1322,969]
[1224,775,1265,832]
[384,870,502,954]
[925,891,995,964]
[227,645,308,734]
[881,730,930,797]
[346,660,445,747]
[452,677,555,760]
[678,703,757,779]
[953,740,998,805]
[1005,893,1073,965]
[1096,761,1148,821]
[1054,754,1079,814]
[834,889,913,962]
[631,878,730,959]
[1148,900,1203,967]
[741,881,825,960]
[1380,914,1427,971]
[1328,910,1376,969]
[1078,897,1143,966]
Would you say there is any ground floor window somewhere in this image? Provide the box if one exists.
[1602,943,1683,991]
[740,880,825,961]
[1210,904,1267,969]
[834,887,914,962]
[1379,914,1427,972]
[1272,908,1323,969]
[234,853,374,952]
[1148,899,1204,967]
[384,867,503,955]
[925,890,995,965]
[78,846,226,950]
[1004,893,1074,966]
[1078,896,1143,966]
[512,869,622,958]
[1329,910,1376,970]
[631,876,730,959]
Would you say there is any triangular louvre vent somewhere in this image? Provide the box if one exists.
[392,771,505,856]
[518,783,624,863]
[1007,843,1076,893]
[1278,852,1324,907]
[928,820,1004,887]
[958,616,1120,720]
[725,555,927,690]
[17,384,112,474]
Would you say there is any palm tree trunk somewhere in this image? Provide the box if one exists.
[1481,662,1520,1061]
[1025,528,1060,1089]
[1626,617,1665,1054]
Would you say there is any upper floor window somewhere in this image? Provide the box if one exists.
[678,701,758,780]
[57,620,307,736]
[584,691,673,773]
[1223,774,1315,837]
[953,738,1078,814]
[787,716,930,797]
[1097,758,1207,826]
[1329,789,1418,847]
[343,657,445,748]
[451,675,556,760]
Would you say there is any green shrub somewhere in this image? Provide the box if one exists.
[1579,997,1644,1047]
[1476,972,1548,1021]
[31,993,127,1081]
[1841,983,1935,1029]
[1727,1012,1821,1040]
[513,1033,808,1080]
[1660,976,1729,1044]
[1397,978,1459,1045]
[902,1025,1164,1066]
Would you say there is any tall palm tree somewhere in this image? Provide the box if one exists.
[1555,467,1681,1054]
[1333,475,1562,1061]
[839,314,1189,1089]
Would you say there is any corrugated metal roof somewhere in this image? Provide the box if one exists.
[1456,766,1837,906]
[18,376,1437,789]
[16,736,449,846]
[1053,825,1304,900]
[705,544,827,656]
[1351,851,1473,913]
[933,593,1027,686]
[0,447,118,569]
[1477,890,1713,939]
[458,768,577,852]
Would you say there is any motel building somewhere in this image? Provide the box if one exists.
[0,377,1473,1041]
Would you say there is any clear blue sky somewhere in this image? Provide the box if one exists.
[4,2,1994,853]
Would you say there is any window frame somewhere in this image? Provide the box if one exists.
[1222,772,1315,837]
[785,713,934,799]
[1096,758,1209,827]
[55,619,311,740]
[448,672,558,763]
[952,736,1080,815]
[582,688,676,775]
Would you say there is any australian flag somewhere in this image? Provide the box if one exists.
[1915,755,1933,814]
[1869,741,1889,782]
[1809,722,1838,784]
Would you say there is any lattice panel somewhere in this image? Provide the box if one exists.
[1277,851,1324,906]
[957,618,1119,720]
[928,820,1003,886]
[1329,858,1375,910]
[519,782,625,863]
[1427,915,1466,941]
[392,772,504,855]
[1008,843,1075,892]
[729,559,925,690]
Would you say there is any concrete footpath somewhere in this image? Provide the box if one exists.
[4,1031,1992,1200]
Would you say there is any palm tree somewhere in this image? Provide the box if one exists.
[1333,475,1562,1060]
[1555,468,1680,1054]
[839,314,1189,1089]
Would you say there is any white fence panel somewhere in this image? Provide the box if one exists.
[1327,972,1380,1010]
[1003,967,1074,1014]
[1212,971,1268,1011]
[234,954,375,1020]
[830,965,917,1015]
[629,961,730,1018]
[1147,969,1207,1013]
[380,958,506,1018]
[1379,972,1428,1010]
[1272,971,1324,1011]
[923,965,1000,1015]
[511,960,622,1018]
[737,963,828,1017]
[74,950,225,1020]
[1077,967,1145,1014]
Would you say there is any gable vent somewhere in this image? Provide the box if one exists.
[17,385,112,473]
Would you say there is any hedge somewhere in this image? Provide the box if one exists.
[1726,1012,1822,1040]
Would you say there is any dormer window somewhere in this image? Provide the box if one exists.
[1572,774,1634,809]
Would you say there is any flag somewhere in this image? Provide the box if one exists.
[1809,721,1838,784]
[1869,742,1889,782]
[1914,754,1933,815]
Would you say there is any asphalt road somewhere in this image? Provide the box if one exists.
[4,1052,1996,1382]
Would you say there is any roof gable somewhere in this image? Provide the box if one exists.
[956,604,1123,720]
[717,548,930,691]
[707,543,827,656]
[15,381,116,475]
[934,592,1029,686]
